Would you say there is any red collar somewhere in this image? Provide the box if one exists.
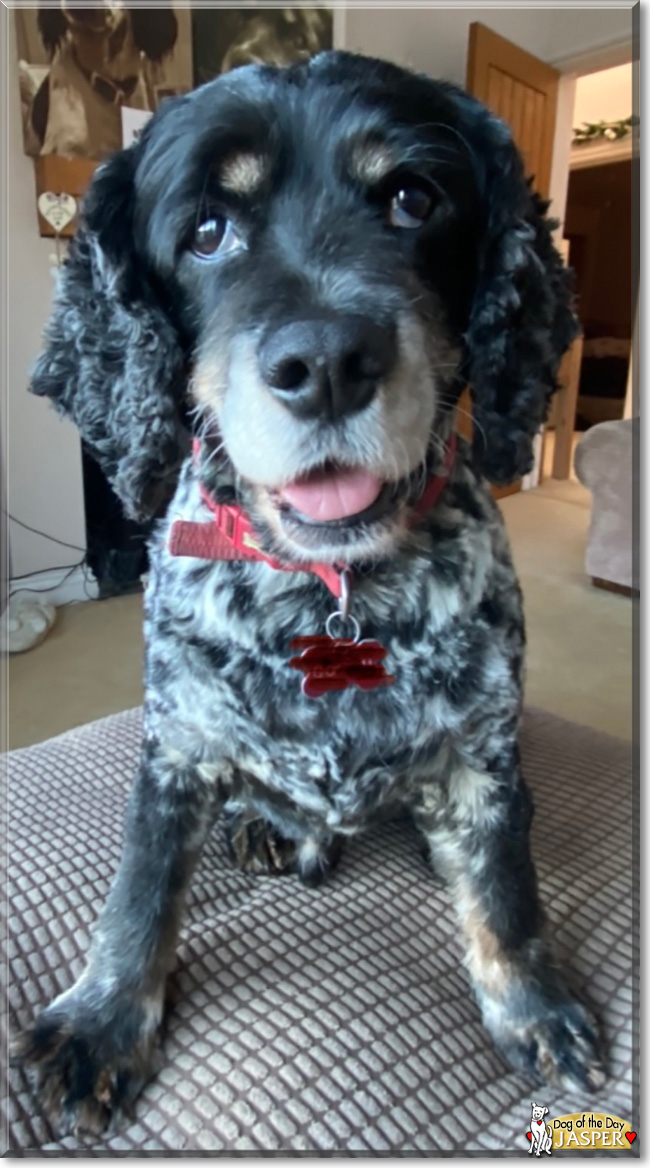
[169,433,457,600]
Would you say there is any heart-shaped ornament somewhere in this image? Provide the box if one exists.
[38,192,77,232]
[625,1132,636,1144]
[526,1132,532,1142]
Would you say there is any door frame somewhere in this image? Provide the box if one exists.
[536,36,636,483]
[549,37,635,78]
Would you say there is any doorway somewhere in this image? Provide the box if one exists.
[544,62,635,482]
[566,160,632,428]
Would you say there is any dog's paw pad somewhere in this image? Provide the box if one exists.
[497,1000,605,1093]
[12,1004,160,1137]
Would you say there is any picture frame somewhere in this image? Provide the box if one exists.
[15,5,193,161]
[191,6,333,87]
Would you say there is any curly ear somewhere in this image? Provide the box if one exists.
[30,147,189,522]
[450,92,578,484]
[37,6,68,56]
[129,6,178,63]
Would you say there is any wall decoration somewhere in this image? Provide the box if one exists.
[37,190,76,270]
[572,116,638,146]
[192,6,333,88]
[37,190,77,234]
[121,105,154,149]
[15,4,192,160]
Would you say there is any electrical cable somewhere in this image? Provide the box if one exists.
[9,560,85,601]
[7,512,86,553]
[10,562,81,581]
[6,513,93,603]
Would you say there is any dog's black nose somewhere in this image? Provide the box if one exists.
[258,315,397,420]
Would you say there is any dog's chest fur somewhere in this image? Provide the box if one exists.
[143,444,524,835]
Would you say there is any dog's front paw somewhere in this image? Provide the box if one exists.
[223,803,344,887]
[488,993,605,1093]
[12,988,163,1137]
[224,806,297,876]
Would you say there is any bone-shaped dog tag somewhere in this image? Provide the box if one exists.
[289,636,395,697]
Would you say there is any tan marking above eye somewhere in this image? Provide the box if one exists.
[219,151,268,194]
[348,138,395,185]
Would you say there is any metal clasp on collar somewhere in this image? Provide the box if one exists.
[325,567,360,642]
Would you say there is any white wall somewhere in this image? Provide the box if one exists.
[8,15,87,579]
[549,73,578,232]
[573,62,634,126]
[343,5,634,87]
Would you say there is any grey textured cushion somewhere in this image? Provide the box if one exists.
[4,707,635,1153]
[574,418,636,589]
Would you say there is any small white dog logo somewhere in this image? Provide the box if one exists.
[528,1103,553,1155]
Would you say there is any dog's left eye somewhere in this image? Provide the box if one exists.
[389,185,437,228]
[192,217,243,260]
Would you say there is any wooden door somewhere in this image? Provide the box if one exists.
[461,23,561,498]
[466,22,559,200]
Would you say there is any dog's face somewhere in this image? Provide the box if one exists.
[37,2,177,65]
[531,1104,548,1122]
[59,1,132,75]
[138,60,481,561]
[221,9,332,72]
[30,53,577,538]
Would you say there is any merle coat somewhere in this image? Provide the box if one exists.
[15,52,603,1137]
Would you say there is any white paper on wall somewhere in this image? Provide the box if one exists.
[121,107,153,149]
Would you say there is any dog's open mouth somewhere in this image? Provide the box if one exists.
[269,464,394,529]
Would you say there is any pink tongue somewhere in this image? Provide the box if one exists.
[279,467,383,522]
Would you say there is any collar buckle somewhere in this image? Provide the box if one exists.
[89,70,120,105]
[214,503,261,553]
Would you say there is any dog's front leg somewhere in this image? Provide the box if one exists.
[13,742,219,1136]
[415,759,605,1093]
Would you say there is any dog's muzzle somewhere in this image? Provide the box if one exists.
[253,312,397,526]
[257,313,397,423]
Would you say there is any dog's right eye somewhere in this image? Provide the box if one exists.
[191,217,242,260]
[388,183,438,228]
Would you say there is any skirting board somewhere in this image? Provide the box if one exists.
[10,564,98,607]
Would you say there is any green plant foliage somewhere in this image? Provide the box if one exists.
[572,116,638,146]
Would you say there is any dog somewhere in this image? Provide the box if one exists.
[15,52,604,1137]
[220,8,332,72]
[31,2,178,158]
[528,1103,553,1155]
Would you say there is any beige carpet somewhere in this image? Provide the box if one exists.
[8,479,633,748]
[8,592,145,750]
[500,478,633,741]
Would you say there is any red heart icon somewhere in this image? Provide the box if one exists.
[526,1133,532,1142]
[625,1132,636,1145]
[537,1120,543,1125]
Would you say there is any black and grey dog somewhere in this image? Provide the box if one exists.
[16,52,604,1135]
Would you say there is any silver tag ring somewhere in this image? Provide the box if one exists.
[325,611,361,643]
